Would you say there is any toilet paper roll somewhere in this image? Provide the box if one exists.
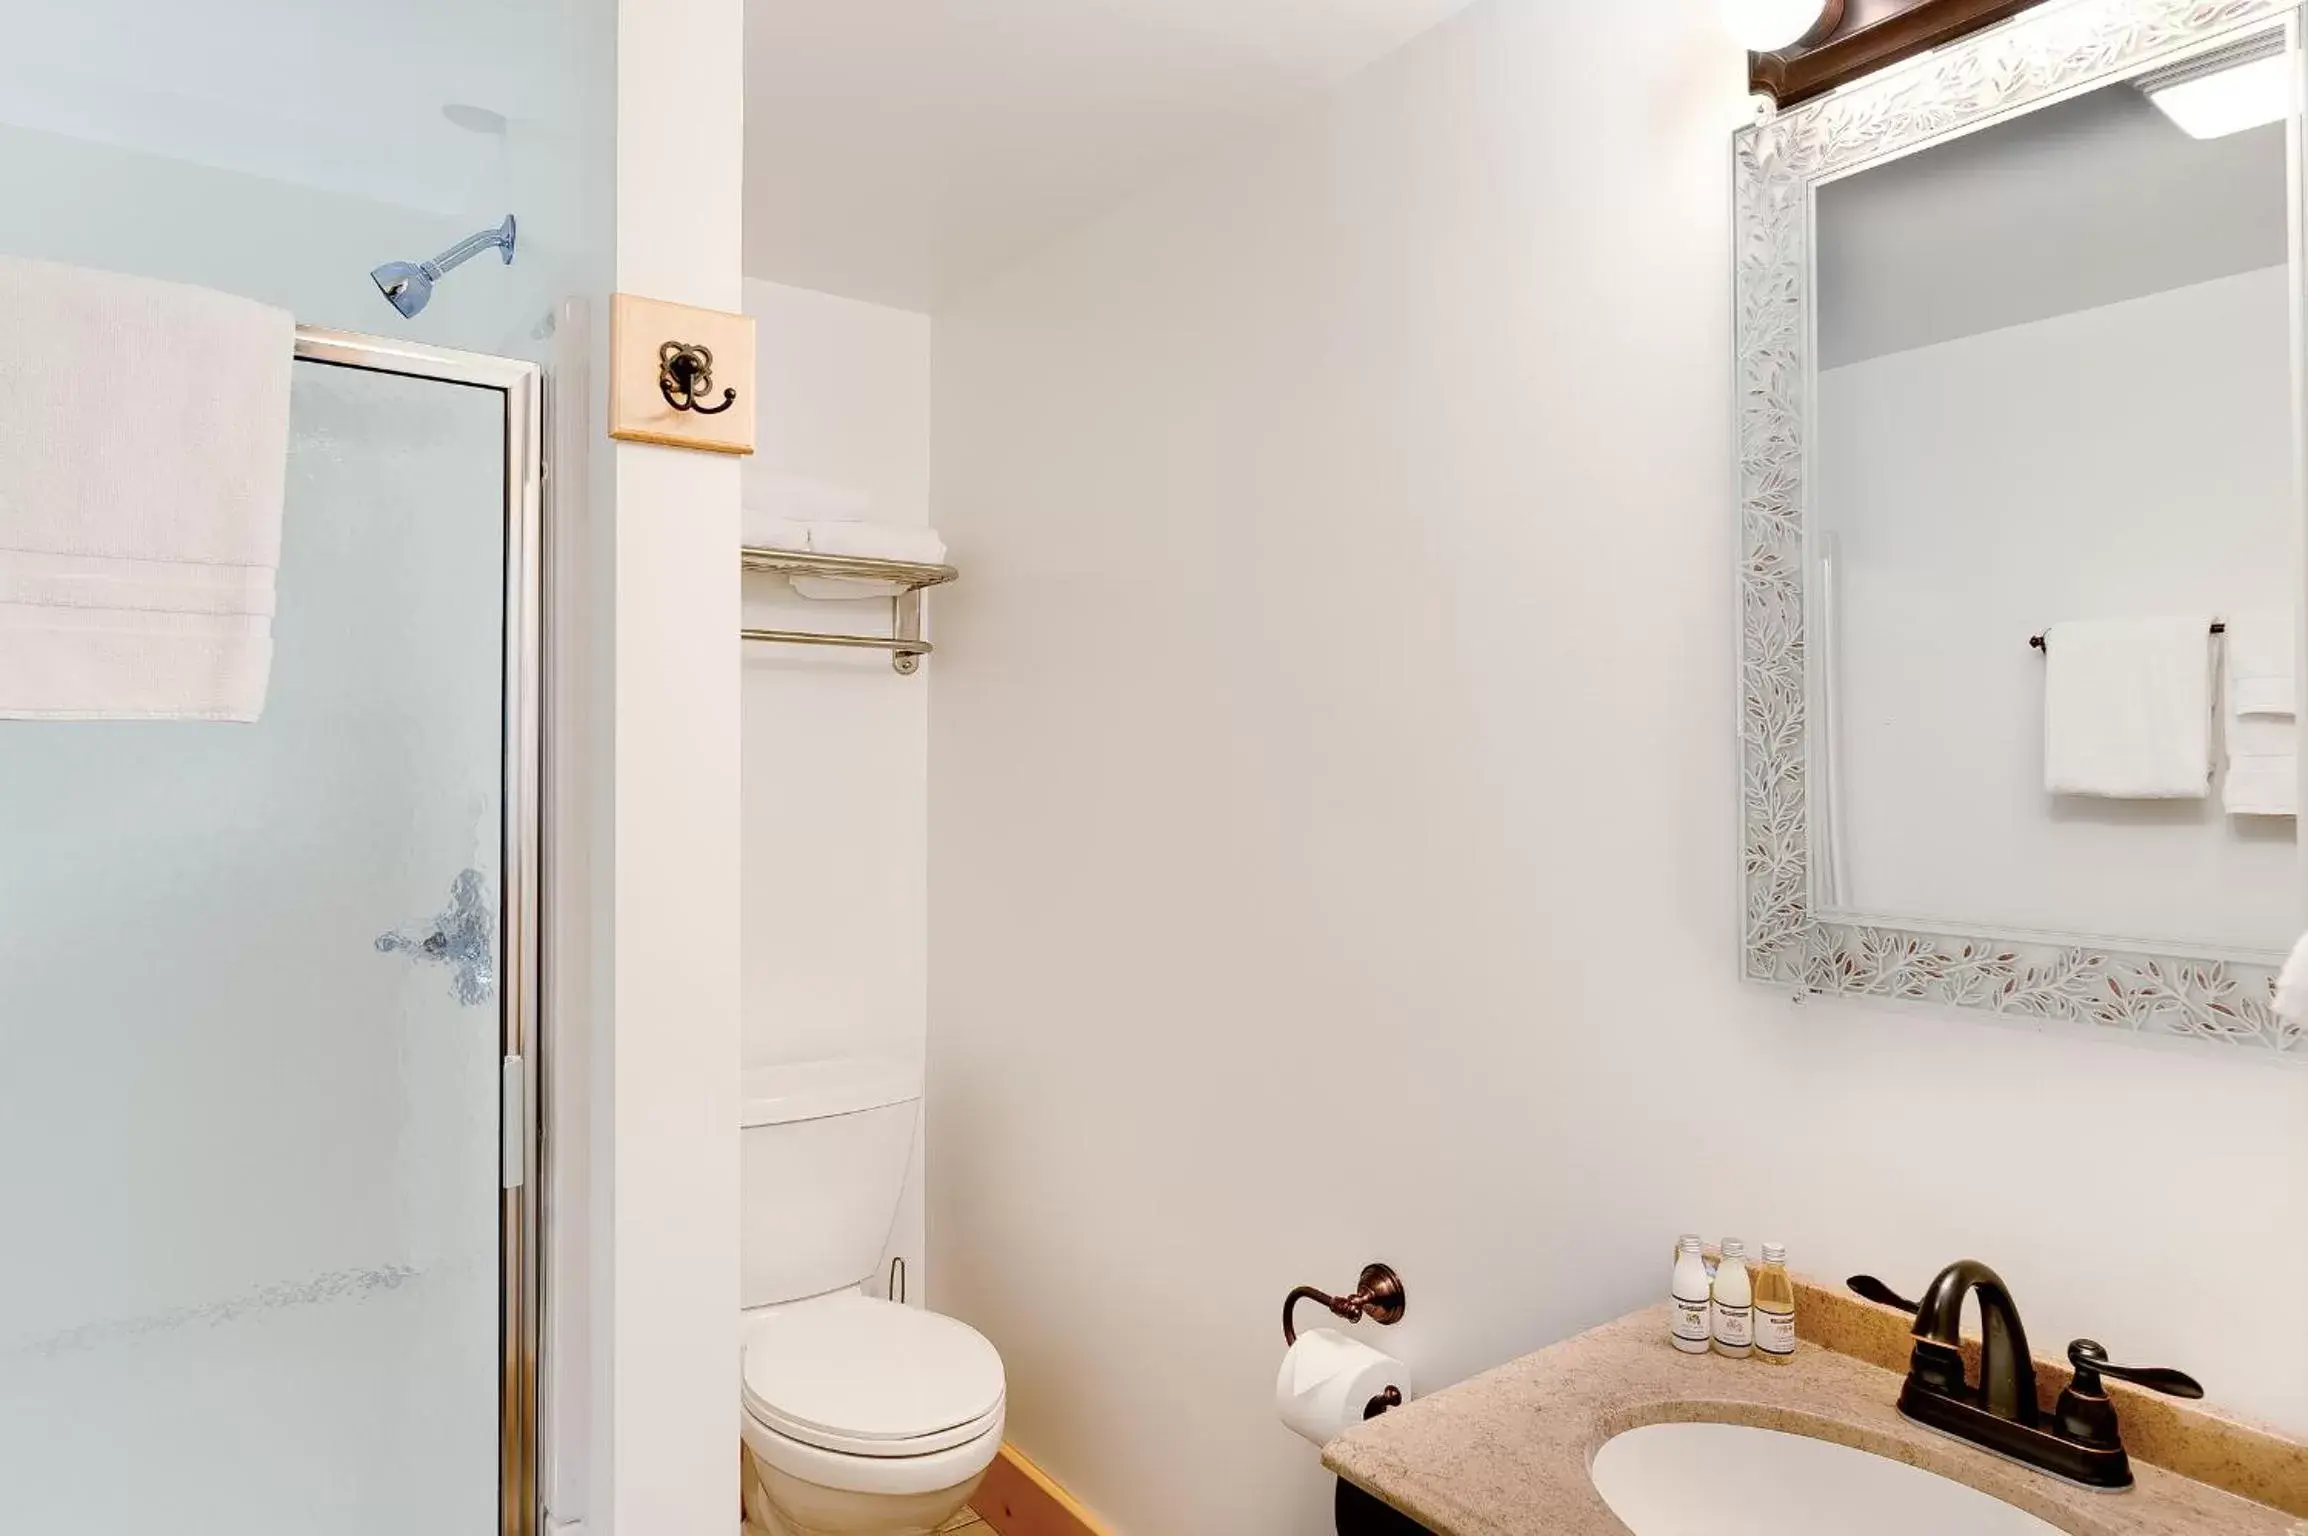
[1275,1327,1413,1447]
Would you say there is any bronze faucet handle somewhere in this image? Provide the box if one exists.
[2066,1339,2204,1400]
[2056,1339,2204,1451]
[1847,1274,1920,1315]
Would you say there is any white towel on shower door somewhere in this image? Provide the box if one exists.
[2041,616,2214,799]
[0,256,293,721]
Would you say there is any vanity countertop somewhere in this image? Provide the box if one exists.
[1324,1306,2300,1536]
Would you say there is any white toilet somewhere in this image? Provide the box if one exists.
[739,1059,1006,1536]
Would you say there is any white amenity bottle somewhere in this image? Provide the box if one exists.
[1670,1235,1712,1355]
[1712,1238,1754,1359]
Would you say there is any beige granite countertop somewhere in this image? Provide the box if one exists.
[1324,1306,2302,1536]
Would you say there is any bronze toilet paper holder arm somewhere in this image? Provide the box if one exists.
[1281,1262,1407,1346]
[1283,1262,1408,1420]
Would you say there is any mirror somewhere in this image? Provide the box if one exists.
[1735,1,2307,1048]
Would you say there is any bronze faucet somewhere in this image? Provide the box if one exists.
[1850,1261,2203,1490]
[1909,1259,2038,1424]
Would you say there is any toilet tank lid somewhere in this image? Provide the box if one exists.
[741,1058,923,1127]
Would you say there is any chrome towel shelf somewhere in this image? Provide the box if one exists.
[739,546,959,675]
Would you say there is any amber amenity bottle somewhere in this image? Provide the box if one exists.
[1753,1242,1797,1364]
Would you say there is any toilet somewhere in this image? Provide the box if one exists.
[739,1058,1006,1536]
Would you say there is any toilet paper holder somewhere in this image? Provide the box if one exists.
[1283,1263,1407,1347]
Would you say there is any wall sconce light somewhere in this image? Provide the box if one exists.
[2138,31,2294,140]
[1720,0,1843,54]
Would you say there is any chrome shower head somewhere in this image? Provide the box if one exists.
[370,260,432,318]
[370,214,517,319]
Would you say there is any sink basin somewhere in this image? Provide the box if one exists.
[1590,1422,2064,1535]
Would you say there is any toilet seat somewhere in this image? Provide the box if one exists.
[742,1293,1006,1462]
[741,1400,1006,1500]
[750,1392,1006,1459]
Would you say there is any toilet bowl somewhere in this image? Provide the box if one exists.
[736,1060,1007,1536]
[739,1292,1006,1536]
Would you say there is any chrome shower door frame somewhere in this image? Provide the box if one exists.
[292,327,544,1536]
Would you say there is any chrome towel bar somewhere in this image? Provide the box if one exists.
[739,546,959,675]
[2029,621,2223,653]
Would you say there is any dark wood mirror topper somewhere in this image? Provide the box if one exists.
[1750,0,2052,106]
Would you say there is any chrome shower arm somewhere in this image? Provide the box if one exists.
[370,215,517,318]
[422,217,518,279]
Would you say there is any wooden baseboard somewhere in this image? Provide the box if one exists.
[972,1443,1112,1536]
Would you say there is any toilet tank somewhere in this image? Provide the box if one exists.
[740,1057,923,1308]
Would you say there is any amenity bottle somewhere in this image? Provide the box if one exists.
[1753,1242,1797,1365]
[1670,1235,1711,1355]
[1711,1239,1753,1359]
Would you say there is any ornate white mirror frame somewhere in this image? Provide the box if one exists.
[1735,0,2307,1053]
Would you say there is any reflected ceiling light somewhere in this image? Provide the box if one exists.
[442,103,510,135]
[1720,0,1839,53]
[2139,33,2294,139]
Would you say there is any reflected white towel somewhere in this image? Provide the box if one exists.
[2275,931,2308,1026]
[2220,613,2295,815]
[2224,712,2297,816]
[0,256,292,721]
[2225,610,2295,719]
[2042,616,2213,799]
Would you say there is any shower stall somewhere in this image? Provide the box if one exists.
[0,330,544,1535]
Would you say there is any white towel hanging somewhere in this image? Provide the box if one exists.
[0,256,292,721]
[2041,616,2214,799]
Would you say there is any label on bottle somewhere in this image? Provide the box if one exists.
[1756,1304,1797,1359]
[1711,1299,1752,1350]
[1671,1296,1711,1350]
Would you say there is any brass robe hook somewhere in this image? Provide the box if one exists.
[659,341,737,415]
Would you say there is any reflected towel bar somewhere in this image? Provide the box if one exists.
[739,546,959,675]
[2030,622,2223,653]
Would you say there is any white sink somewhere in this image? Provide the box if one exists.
[1590,1422,2065,1536]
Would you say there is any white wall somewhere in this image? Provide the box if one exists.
[924,3,2308,1533]
[1818,265,2300,952]
[741,276,934,1300]
[588,2,744,1532]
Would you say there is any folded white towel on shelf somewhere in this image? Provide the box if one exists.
[741,512,815,552]
[2224,703,2297,816]
[0,256,293,721]
[2224,609,2296,719]
[790,521,948,601]
[805,521,947,565]
[2041,616,2214,799]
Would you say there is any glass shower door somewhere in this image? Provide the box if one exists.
[0,341,537,1535]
